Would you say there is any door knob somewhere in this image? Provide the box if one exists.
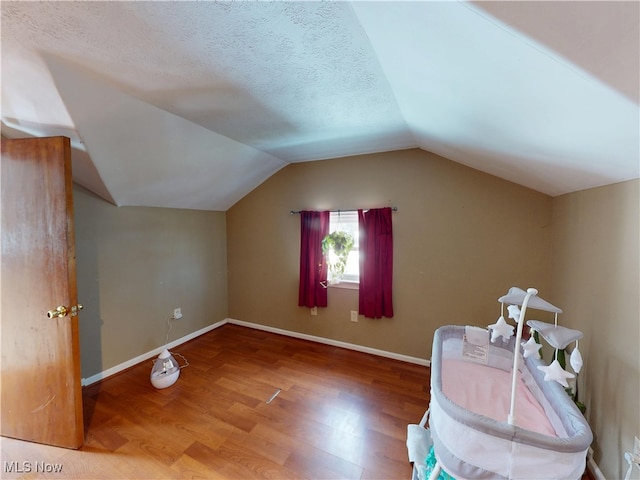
[47,304,83,319]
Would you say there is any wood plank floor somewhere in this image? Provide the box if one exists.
[1,324,431,479]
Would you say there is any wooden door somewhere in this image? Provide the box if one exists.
[1,136,84,449]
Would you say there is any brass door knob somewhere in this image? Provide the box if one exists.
[47,304,83,319]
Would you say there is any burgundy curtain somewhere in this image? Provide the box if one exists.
[298,210,330,308]
[358,207,393,318]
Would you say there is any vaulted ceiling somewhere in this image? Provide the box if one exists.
[2,1,638,210]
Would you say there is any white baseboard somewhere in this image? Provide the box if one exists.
[82,317,430,387]
[227,318,430,367]
[588,447,606,480]
[81,319,228,386]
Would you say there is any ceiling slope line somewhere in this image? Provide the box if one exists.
[350,1,639,196]
[0,118,117,205]
[459,1,631,101]
[46,57,288,211]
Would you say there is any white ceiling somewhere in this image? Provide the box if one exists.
[2,1,638,210]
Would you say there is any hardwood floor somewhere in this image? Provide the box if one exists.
[0,324,597,479]
[1,324,431,479]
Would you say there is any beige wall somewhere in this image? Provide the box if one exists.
[227,149,553,360]
[73,185,228,380]
[551,179,640,480]
[72,148,639,477]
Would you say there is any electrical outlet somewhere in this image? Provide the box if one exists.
[173,307,182,320]
[350,310,358,322]
[310,306,317,316]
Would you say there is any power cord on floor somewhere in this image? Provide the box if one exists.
[157,316,189,369]
[173,351,189,369]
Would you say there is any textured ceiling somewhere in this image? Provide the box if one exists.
[2,1,638,210]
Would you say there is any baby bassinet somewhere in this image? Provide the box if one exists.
[414,288,592,480]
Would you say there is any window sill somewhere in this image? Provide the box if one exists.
[327,281,359,291]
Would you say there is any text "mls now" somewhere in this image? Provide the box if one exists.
[4,461,64,473]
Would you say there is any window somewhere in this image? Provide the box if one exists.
[328,211,359,284]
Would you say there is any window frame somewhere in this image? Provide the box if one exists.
[326,210,359,288]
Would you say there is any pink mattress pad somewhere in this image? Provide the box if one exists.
[441,359,557,437]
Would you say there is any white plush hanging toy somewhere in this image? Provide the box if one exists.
[488,315,514,343]
[507,304,521,323]
[521,335,542,358]
[570,341,583,373]
[537,351,575,388]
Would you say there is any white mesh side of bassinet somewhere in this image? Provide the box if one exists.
[519,361,567,437]
[430,394,588,480]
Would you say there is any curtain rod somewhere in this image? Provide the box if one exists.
[290,207,398,215]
